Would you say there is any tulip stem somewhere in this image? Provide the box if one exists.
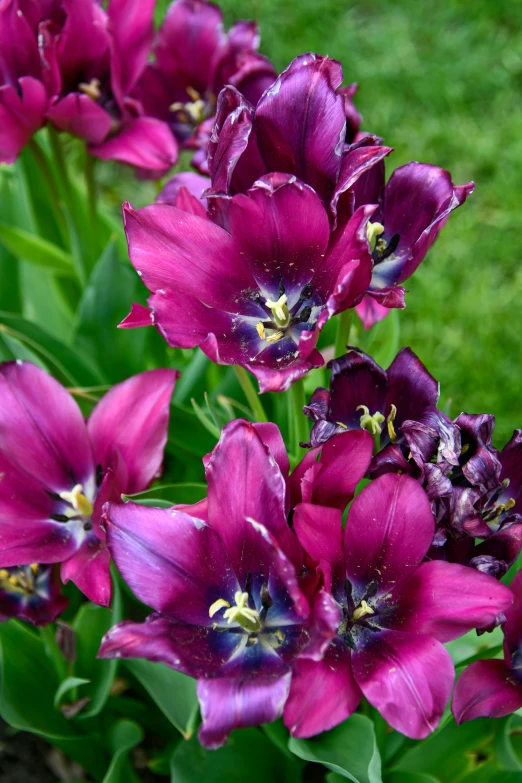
[27,138,69,246]
[288,378,309,458]
[233,366,267,422]
[40,625,66,682]
[84,150,99,254]
[334,309,353,359]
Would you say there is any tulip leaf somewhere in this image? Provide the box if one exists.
[0,221,75,273]
[54,676,91,709]
[124,482,207,507]
[288,714,382,783]
[494,715,522,771]
[170,729,303,782]
[72,575,122,717]
[359,307,400,370]
[102,719,143,783]
[123,658,198,738]
[385,774,441,783]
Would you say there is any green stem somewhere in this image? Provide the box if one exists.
[84,150,99,252]
[47,125,73,202]
[40,624,66,682]
[334,308,353,359]
[288,378,308,459]
[27,138,69,245]
[234,365,267,422]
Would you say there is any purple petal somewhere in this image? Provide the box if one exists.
[330,145,393,226]
[386,347,439,424]
[344,474,434,591]
[353,630,454,738]
[255,54,346,201]
[87,369,177,495]
[228,174,330,295]
[0,78,48,163]
[284,641,361,737]
[247,348,324,394]
[390,560,513,642]
[90,117,178,176]
[0,361,94,493]
[328,348,387,429]
[54,0,110,94]
[503,570,522,654]
[229,51,277,106]
[104,502,238,623]
[293,503,345,580]
[61,536,112,606]
[455,412,501,491]
[47,92,112,144]
[205,419,302,577]
[197,673,292,749]
[310,430,374,510]
[500,430,522,514]
[251,422,290,484]
[156,172,210,207]
[0,565,68,626]
[453,659,522,723]
[355,297,390,330]
[107,0,155,104]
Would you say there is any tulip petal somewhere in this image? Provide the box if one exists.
[344,474,434,591]
[355,297,390,330]
[61,536,112,606]
[90,117,178,176]
[107,0,155,103]
[47,93,112,144]
[328,348,387,430]
[311,429,374,510]
[197,673,292,749]
[353,630,454,739]
[293,502,345,580]
[0,78,48,164]
[88,369,177,495]
[386,347,440,424]
[500,429,522,515]
[453,659,522,723]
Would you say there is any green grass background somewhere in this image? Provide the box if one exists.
[189,0,522,445]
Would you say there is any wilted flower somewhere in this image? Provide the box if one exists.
[453,570,522,723]
[0,564,67,626]
[135,0,276,172]
[285,474,513,739]
[0,361,177,605]
[99,420,340,748]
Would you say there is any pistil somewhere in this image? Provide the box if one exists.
[209,591,262,633]
[59,484,93,518]
[357,405,385,436]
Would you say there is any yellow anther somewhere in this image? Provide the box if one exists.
[186,86,201,102]
[59,484,93,518]
[0,569,9,580]
[30,563,39,574]
[265,331,284,342]
[264,294,290,327]
[387,404,398,442]
[357,405,385,436]
[505,498,516,512]
[169,101,185,112]
[78,78,101,101]
[209,598,231,618]
[8,576,19,587]
[256,322,266,340]
[366,221,385,252]
[352,599,375,621]
[335,421,348,429]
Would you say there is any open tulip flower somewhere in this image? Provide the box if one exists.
[453,570,522,723]
[286,473,513,739]
[99,419,348,748]
[0,564,68,626]
[0,361,177,606]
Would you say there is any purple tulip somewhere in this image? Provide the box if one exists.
[120,173,375,392]
[98,419,339,748]
[134,0,276,171]
[453,570,522,723]
[285,474,513,739]
[0,564,68,626]
[0,362,177,606]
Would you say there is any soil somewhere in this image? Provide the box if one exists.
[0,721,56,782]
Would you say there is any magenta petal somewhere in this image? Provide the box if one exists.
[205,420,302,575]
[156,172,210,207]
[252,422,290,484]
[89,117,178,176]
[248,348,325,394]
[284,642,361,738]
[197,673,292,749]
[56,0,110,93]
[311,429,374,510]
[452,659,522,723]
[148,288,237,351]
[61,537,112,606]
[87,369,177,495]
[355,297,390,330]
[330,145,393,225]
[228,174,330,293]
[353,630,454,739]
[104,502,238,623]
[293,503,345,581]
[255,54,346,201]
[0,361,94,493]
[390,560,513,642]
[503,570,522,653]
[47,93,112,144]
[344,474,434,591]
[107,0,155,103]
[0,78,48,163]
[119,302,153,329]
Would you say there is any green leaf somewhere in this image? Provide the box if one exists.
[359,307,400,369]
[0,221,75,273]
[385,774,441,783]
[102,719,143,783]
[494,715,522,771]
[54,677,91,709]
[170,728,303,783]
[288,714,382,783]
[124,482,207,506]
[72,575,122,717]
[122,658,198,738]
[167,403,218,459]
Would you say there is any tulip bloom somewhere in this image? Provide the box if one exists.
[285,474,513,739]
[99,420,341,748]
[120,173,376,392]
[135,0,276,171]
[0,362,177,606]
[0,564,67,626]
[453,570,522,723]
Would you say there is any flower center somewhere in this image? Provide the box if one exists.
[0,564,39,595]
[209,591,262,633]
[59,484,93,518]
[366,221,385,252]
[170,87,208,126]
[254,282,315,344]
[366,221,400,262]
[352,599,374,621]
[78,78,102,101]
[357,403,397,441]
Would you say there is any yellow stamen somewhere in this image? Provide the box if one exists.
[256,322,266,340]
[8,576,19,587]
[335,421,348,429]
[78,78,101,101]
[0,569,9,580]
[59,484,93,518]
[30,563,39,574]
[186,86,201,102]
[265,331,284,342]
[505,498,516,511]
[387,403,398,442]
[209,598,231,618]
[352,599,374,621]
[357,405,385,436]
[366,221,385,252]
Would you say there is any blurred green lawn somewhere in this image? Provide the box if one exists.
[211,0,522,445]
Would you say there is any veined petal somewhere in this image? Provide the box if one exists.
[197,673,292,749]
[353,630,454,739]
[453,659,522,723]
[87,369,177,495]
[386,347,439,424]
[344,474,434,591]
[330,145,392,226]
[328,348,387,430]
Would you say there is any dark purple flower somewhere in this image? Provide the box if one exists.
[120,173,374,392]
[98,420,338,748]
[0,563,68,626]
[285,474,513,739]
[0,362,177,606]
[135,0,276,171]
[453,570,522,723]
